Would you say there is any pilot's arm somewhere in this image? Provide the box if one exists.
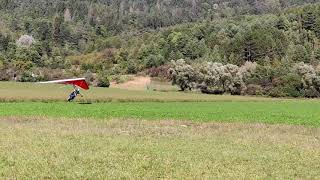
[78,91,83,97]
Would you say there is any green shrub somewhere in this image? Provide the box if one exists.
[268,87,287,97]
[303,87,320,98]
[245,84,263,96]
[283,87,303,97]
[280,73,304,97]
[97,75,110,88]
[20,71,37,82]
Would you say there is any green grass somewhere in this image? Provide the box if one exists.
[1,118,320,179]
[1,82,320,178]
[1,101,320,126]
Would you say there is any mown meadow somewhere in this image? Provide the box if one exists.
[2,101,320,127]
[1,118,320,179]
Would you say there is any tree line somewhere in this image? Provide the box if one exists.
[169,59,320,98]
[0,1,320,95]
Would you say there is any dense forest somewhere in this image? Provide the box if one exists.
[1,0,320,97]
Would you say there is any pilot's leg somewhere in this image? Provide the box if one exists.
[68,92,76,102]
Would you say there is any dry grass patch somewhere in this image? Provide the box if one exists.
[0,117,320,179]
[0,81,278,102]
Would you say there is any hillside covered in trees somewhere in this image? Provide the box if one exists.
[1,0,320,97]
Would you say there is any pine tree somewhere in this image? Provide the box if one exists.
[315,49,320,63]
[0,33,10,51]
[292,45,309,63]
[276,15,289,30]
[302,9,316,31]
[314,18,320,38]
[53,15,64,45]
[243,33,256,62]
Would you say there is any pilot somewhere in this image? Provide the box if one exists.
[67,87,83,102]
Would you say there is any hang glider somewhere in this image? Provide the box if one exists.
[40,78,90,90]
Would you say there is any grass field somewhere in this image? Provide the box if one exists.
[1,118,320,179]
[2,101,320,127]
[1,81,320,179]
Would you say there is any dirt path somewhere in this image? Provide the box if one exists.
[111,76,151,90]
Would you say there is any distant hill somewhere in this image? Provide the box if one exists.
[0,0,318,33]
[0,1,320,86]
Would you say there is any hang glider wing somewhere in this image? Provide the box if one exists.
[40,78,90,90]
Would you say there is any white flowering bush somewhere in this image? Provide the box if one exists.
[170,60,320,97]
[169,59,198,91]
[293,62,317,88]
[170,59,257,94]
[16,35,35,47]
[198,61,256,94]
[292,62,320,97]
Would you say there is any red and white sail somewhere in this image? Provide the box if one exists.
[40,78,89,90]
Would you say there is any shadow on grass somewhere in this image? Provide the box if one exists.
[78,102,93,105]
